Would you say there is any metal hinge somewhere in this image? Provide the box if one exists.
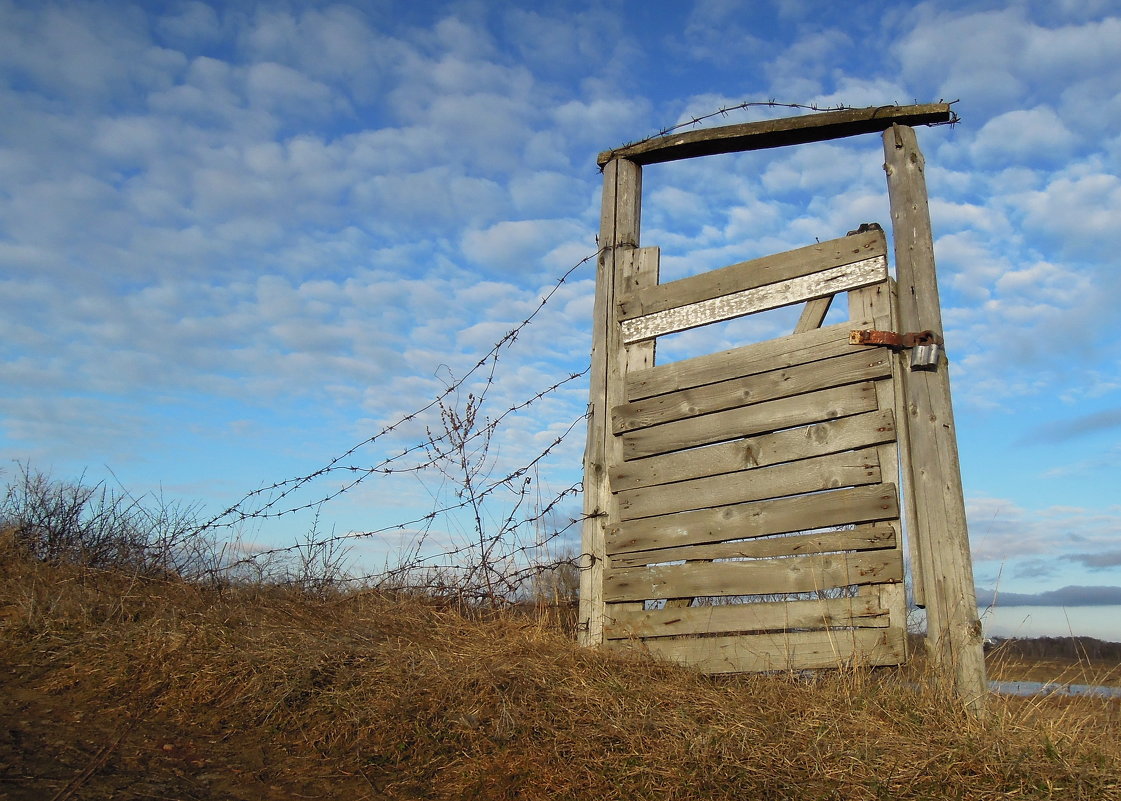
[850,328,945,371]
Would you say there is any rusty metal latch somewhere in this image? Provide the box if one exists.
[850,329,945,371]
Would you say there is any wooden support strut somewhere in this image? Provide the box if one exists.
[579,157,645,647]
[883,124,988,713]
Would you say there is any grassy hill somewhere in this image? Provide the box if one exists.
[2,539,1119,800]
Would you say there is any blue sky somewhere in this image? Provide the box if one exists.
[2,0,1120,638]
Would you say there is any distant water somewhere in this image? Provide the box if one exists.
[977,605,1121,642]
[990,680,1121,698]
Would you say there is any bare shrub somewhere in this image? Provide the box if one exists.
[0,462,215,579]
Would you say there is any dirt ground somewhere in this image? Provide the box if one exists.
[4,654,1118,800]
[0,674,376,801]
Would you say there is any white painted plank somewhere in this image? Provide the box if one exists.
[618,229,885,320]
[621,256,887,344]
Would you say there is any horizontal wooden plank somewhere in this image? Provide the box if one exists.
[597,103,954,166]
[604,550,903,602]
[604,594,889,640]
[625,320,872,402]
[621,256,887,344]
[621,382,879,461]
[608,524,897,569]
[617,448,881,521]
[611,409,896,493]
[628,626,906,674]
[618,230,885,321]
[613,349,891,434]
[607,484,900,555]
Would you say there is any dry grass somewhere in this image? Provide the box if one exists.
[2,543,1119,800]
[986,647,1121,689]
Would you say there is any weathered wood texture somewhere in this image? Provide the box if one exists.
[608,523,897,569]
[795,294,833,333]
[625,319,873,401]
[604,592,890,640]
[619,230,884,321]
[847,281,910,658]
[582,106,977,687]
[613,349,891,434]
[621,381,879,461]
[597,103,953,166]
[607,484,900,556]
[621,257,886,343]
[579,158,643,647]
[616,447,882,521]
[609,409,895,492]
[884,125,987,710]
[631,627,906,674]
[604,550,903,603]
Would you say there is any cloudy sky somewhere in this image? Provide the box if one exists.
[2,0,1120,637]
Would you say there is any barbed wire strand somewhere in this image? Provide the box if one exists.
[609,98,961,158]
[194,97,959,599]
[195,247,603,533]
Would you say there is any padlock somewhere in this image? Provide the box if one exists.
[910,342,943,371]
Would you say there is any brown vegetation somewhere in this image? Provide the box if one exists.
[2,538,1119,801]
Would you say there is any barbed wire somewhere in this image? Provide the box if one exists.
[207,388,590,575]
[195,247,603,533]
[611,98,962,157]
[196,97,968,600]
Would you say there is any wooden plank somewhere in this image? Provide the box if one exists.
[621,256,887,343]
[597,103,954,166]
[618,229,885,321]
[848,280,910,661]
[611,248,662,623]
[604,550,903,602]
[630,627,906,674]
[610,409,895,492]
[579,158,642,647]
[617,448,881,521]
[607,484,899,555]
[609,523,897,569]
[626,319,871,402]
[604,594,888,640]
[794,295,833,333]
[884,125,987,710]
[621,381,879,461]
[613,349,891,434]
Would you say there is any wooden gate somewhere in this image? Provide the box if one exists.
[600,230,906,672]
[580,105,988,703]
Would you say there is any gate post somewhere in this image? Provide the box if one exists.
[579,157,642,646]
[883,124,988,712]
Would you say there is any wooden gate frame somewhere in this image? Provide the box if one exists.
[580,104,987,711]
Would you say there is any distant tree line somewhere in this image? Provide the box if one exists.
[988,636,1121,661]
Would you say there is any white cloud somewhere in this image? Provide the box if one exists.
[969,107,1079,167]
[246,61,343,118]
[1017,171,1121,256]
[2,1,1120,612]
[461,218,589,273]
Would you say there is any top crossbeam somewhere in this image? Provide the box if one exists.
[597,103,954,167]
